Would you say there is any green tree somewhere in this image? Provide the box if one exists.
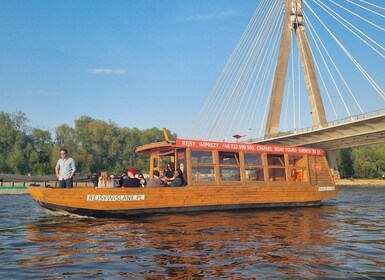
[3,111,385,180]
[0,111,31,174]
[29,128,53,175]
[0,111,179,176]
[73,116,121,174]
[0,116,14,172]
[336,148,354,178]
[7,133,29,174]
[351,144,385,178]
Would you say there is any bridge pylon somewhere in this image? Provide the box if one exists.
[265,0,328,136]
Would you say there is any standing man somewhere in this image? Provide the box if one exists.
[55,149,76,188]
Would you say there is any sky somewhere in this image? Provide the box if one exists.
[1,0,384,141]
[0,0,259,137]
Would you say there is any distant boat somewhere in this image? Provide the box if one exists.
[28,137,337,218]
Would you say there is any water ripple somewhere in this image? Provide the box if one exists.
[0,187,385,279]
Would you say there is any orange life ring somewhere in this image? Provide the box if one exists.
[296,169,303,182]
[290,168,297,181]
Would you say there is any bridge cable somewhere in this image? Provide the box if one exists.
[190,0,284,140]
[314,0,385,100]
[306,0,385,112]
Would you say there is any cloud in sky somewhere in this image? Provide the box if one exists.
[90,68,127,75]
[181,9,239,22]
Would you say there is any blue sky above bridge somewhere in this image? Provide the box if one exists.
[0,0,257,137]
[0,0,384,140]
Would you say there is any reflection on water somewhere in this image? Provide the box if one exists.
[1,186,385,279]
[24,208,338,279]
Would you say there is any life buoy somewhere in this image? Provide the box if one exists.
[296,169,303,182]
[290,168,297,181]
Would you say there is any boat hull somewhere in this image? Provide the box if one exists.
[28,184,337,218]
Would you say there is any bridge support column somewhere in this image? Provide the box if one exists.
[326,150,339,179]
[265,0,327,136]
[265,1,291,135]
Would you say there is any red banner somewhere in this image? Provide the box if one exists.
[176,138,324,156]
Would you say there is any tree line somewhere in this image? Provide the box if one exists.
[336,145,385,179]
[0,111,384,179]
[0,111,175,176]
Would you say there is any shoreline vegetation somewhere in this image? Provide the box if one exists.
[336,179,385,187]
[2,111,384,180]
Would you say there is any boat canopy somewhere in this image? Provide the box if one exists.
[136,141,174,154]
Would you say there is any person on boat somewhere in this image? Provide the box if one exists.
[118,172,128,187]
[55,149,76,188]
[138,173,147,188]
[147,170,166,187]
[159,169,166,178]
[93,172,101,187]
[164,168,185,187]
[97,170,116,188]
[165,162,175,181]
[121,168,140,188]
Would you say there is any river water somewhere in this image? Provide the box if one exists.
[1,186,384,279]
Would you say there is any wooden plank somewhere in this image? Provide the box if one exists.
[29,184,337,212]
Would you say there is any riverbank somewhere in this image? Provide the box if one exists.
[336,179,385,187]
[0,186,28,194]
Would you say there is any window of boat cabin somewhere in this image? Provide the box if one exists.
[267,154,286,181]
[191,150,215,181]
[288,154,307,182]
[219,151,240,181]
[244,153,264,181]
[175,149,187,184]
[159,154,175,176]
[152,156,158,169]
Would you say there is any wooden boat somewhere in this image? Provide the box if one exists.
[28,138,337,218]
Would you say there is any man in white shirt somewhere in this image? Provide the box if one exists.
[55,149,76,188]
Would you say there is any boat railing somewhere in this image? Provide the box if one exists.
[0,180,95,188]
[0,173,128,188]
[0,174,98,188]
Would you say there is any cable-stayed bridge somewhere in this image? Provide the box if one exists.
[189,0,385,153]
[256,108,385,150]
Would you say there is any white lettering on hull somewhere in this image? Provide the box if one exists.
[87,194,145,201]
[318,186,335,192]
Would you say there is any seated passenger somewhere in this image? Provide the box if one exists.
[121,168,140,188]
[93,171,101,187]
[164,168,185,187]
[164,162,175,182]
[119,172,128,187]
[147,170,166,187]
[138,173,147,187]
[97,170,116,188]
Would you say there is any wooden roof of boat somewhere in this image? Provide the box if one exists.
[136,141,175,154]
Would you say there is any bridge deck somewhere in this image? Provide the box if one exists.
[254,111,385,150]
